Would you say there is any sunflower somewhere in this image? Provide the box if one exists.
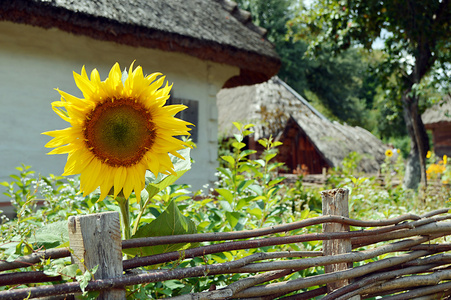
[43,62,192,202]
[385,149,393,158]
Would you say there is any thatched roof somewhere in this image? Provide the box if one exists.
[0,0,280,88]
[217,77,386,173]
[422,95,451,127]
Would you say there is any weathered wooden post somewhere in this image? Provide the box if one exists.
[68,212,125,299]
[322,188,360,300]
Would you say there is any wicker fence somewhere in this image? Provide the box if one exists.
[1,188,451,299]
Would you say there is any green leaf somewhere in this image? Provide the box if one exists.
[164,280,185,290]
[232,121,242,131]
[142,148,191,205]
[233,134,244,143]
[238,149,257,160]
[76,266,98,294]
[258,139,268,148]
[237,180,254,194]
[300,208,310,220]
[249,184,263,196]
[268,177,285,187]
[247,207,263,219]
[265,152,278,162]
[9,174,21,181]
[60,263,79,279]
[219,200,233,212]
[30,221,69,248]
[225,211,242,229]
[254,159,266,167]
[197,221,210,231]
[125,200,197,257]
[242,130,254,137]
[217,167,233,180]
[232,141,247,150]
[221,155,236,168]
[216,188,234,204]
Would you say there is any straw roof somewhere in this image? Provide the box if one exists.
[422,95,451,127]
[0,0,280,87]
[217,77,386,173]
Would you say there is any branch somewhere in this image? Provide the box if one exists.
[233,250,429,298]
[270,286,327,300]
[121,213,422,249]
[325,264,440,300]
[228,236,429,274]
[3,211,446,273]
[362,271,451,299]
[123,221,451,270]
[0,248,70,272]
[0,271,62,286]
[0,251,319,287]
[352,216,451,248]
[0,238,431,299]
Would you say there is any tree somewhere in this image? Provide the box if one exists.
[298,0,451,189]
[236,0,377,128]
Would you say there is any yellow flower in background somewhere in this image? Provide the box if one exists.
[385,149,393,157]
[426,151,432,159]
[43,62,192,202]
[444,155,448,165]
[426,163,446,178]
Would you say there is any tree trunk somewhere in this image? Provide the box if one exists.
[402,92,429,190]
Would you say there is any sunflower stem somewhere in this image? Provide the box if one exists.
[132,207,144,236]
[132,195,152,236]
[117,195,131,241]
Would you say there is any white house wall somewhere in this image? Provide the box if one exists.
[0,21,238,202]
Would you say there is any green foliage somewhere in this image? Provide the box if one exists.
[326,150,450,220]
[126,199,197,257]
[0,129,322,298]
[296,0,450,188]
[2,125,449,297]
[236,0,378,130]
[216,122,295,230]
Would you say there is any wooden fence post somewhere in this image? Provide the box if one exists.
[68,212,125,299]
[321,188,360,300]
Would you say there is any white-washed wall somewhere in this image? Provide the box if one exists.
[0,21,238,202]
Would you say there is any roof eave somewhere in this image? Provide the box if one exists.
[0,1,280,87]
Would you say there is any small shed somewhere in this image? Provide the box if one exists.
[217,77,386,174]
[0,0,280,197]
[422,95,451,157]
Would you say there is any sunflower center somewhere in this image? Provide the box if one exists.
[83,98,155,167]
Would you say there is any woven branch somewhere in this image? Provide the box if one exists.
[1,210,451,299]
[0,248,70,272]
[232,250,430,298]
[226,236,430,274]
[364,280,451,300]
[362,269,451,296]
[277,286,328,300]
[0,271,62,286]
[1,210,446,273]
[0,251,320,287]
[351,214,451,248]
[0,238,435,299]
[123,221,451,270]
[121,212,424,249]
[0,214,408,273]
[326,264,441,300]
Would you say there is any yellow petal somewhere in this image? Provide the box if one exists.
[113,166,127,198]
